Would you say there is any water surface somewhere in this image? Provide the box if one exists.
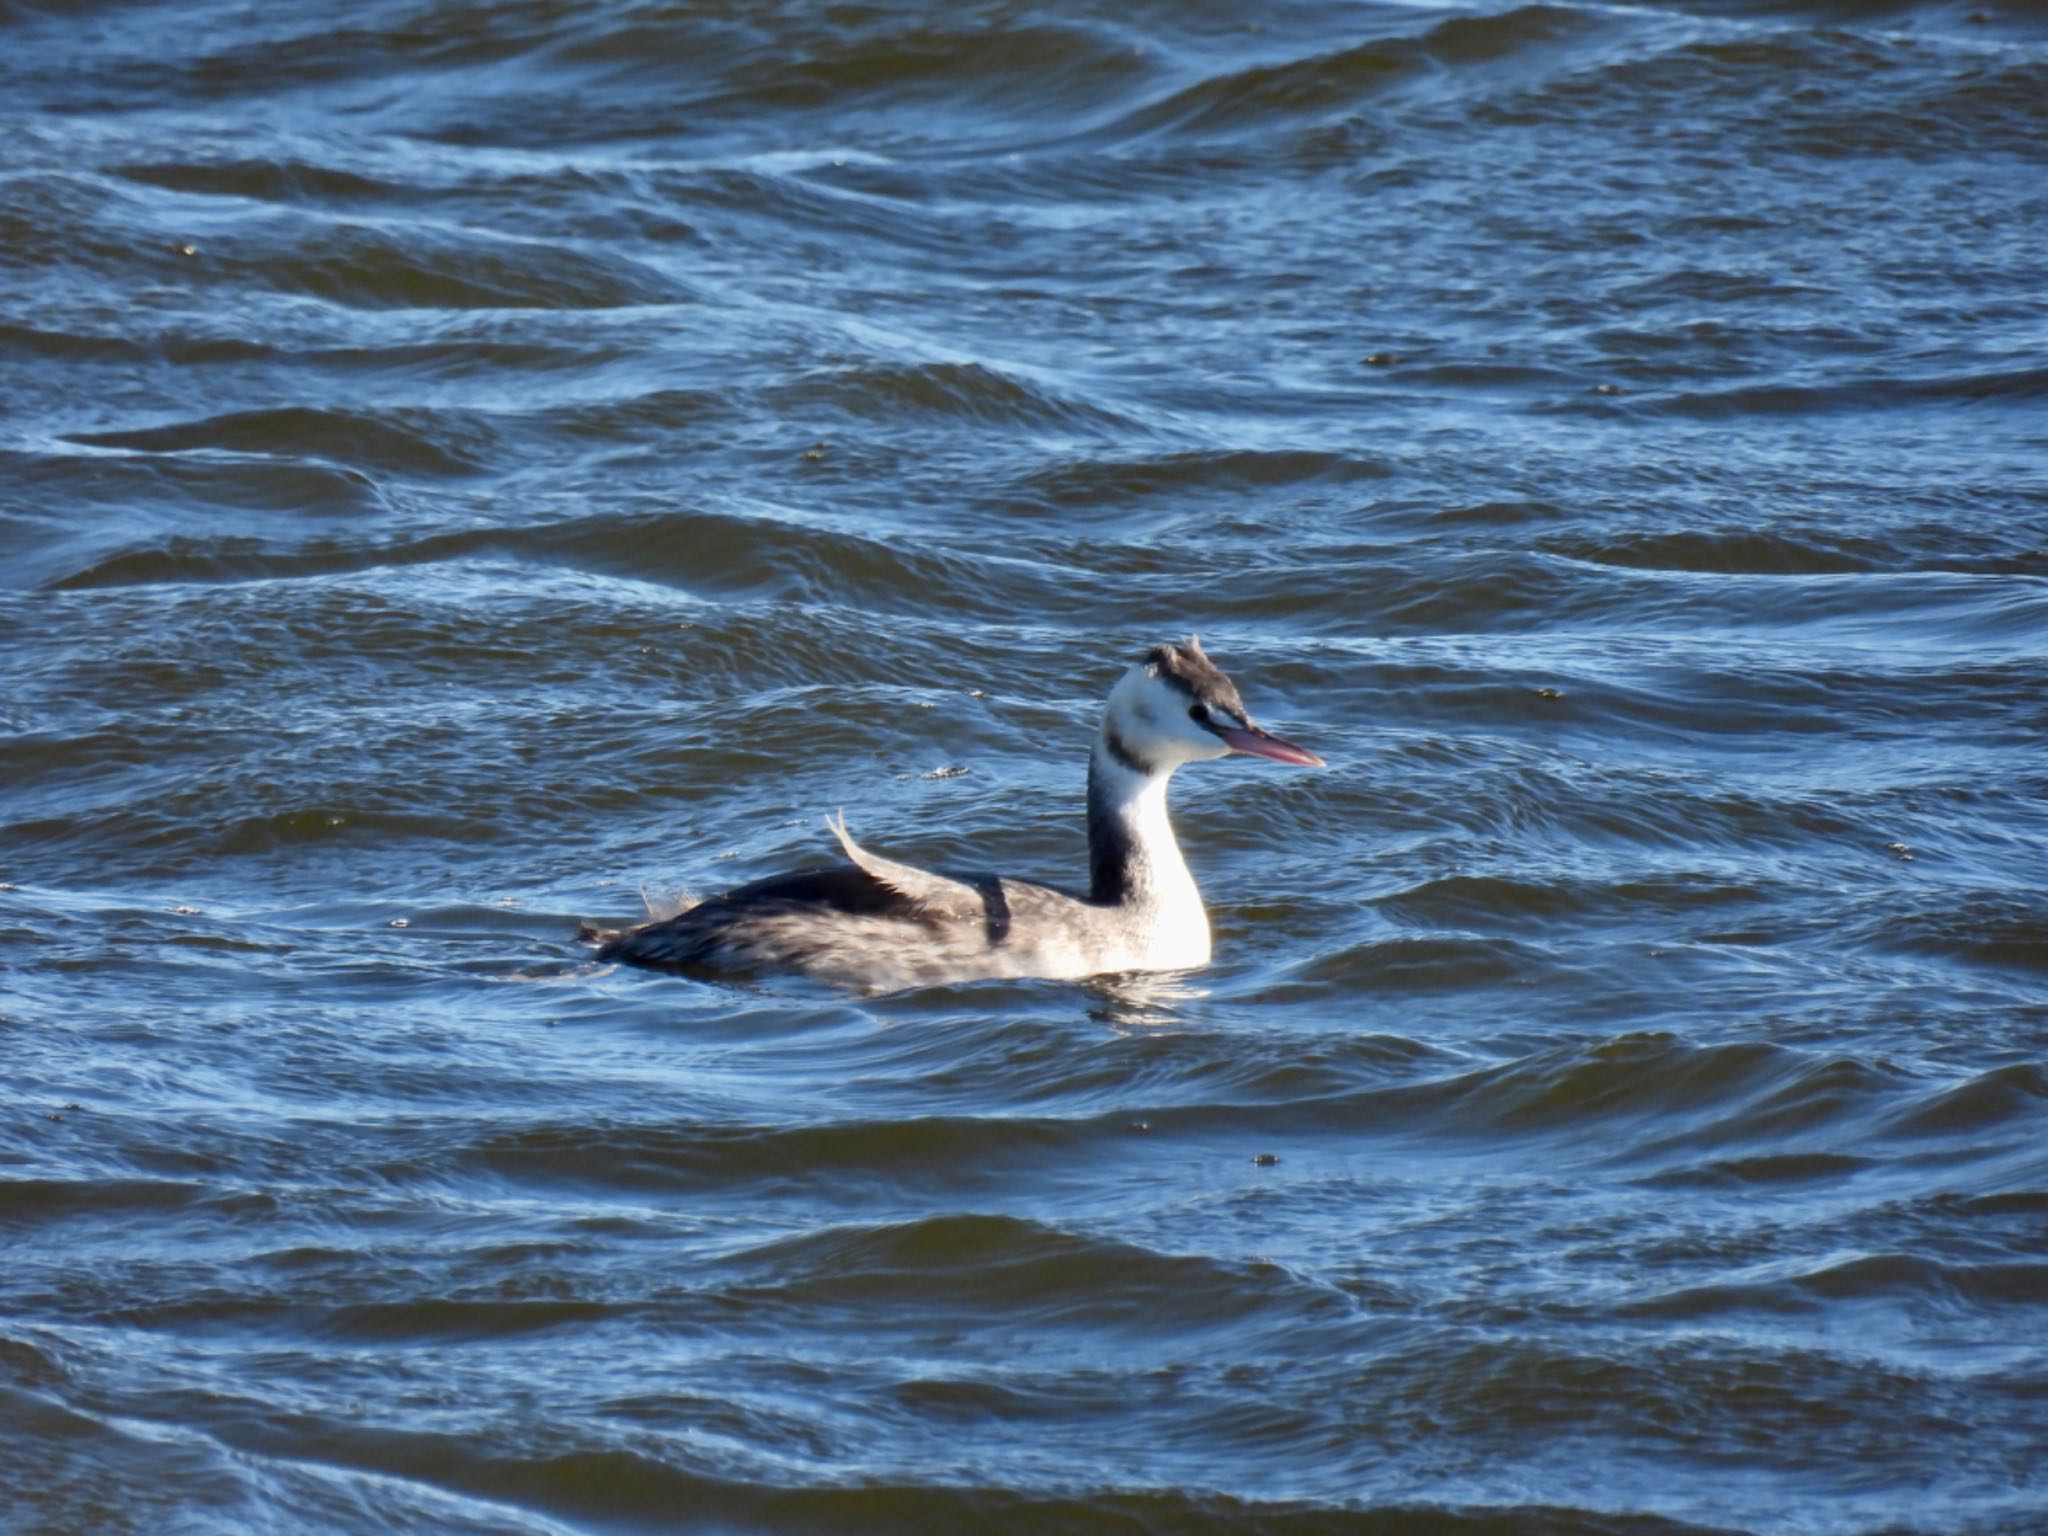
[4,1,2047,1532]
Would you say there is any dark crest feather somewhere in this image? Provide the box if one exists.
[1143,635,1251,723]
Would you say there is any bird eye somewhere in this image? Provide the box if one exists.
[1188,704,1209,722]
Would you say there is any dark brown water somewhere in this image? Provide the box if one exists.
[4,1,2047,1532]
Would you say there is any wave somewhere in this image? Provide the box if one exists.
[68,405,497,478]
[774,359,1137,436]
[1648,364,2048,419]
[1621,1250,2048,1323]
[249,219,685,312]
[723,1212,1343,1335]
[1019,448,1391,510]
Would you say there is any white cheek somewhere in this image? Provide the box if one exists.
[1102,670,1237,767]
[1128,718,1185,762]
[1161,718,1231,763]
[1163,708,1221,755]
[1163,708,1220,757]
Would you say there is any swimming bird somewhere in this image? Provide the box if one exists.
[593,637,1322,994]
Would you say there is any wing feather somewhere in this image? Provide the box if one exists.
[826,812,985,919]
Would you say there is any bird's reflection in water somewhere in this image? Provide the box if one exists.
[1086,971,1209,1033]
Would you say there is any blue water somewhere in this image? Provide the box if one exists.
[3,2,2046,1532]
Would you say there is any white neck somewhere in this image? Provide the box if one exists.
[1087,733,1211,967]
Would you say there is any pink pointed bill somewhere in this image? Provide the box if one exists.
[1217,726,1324,767]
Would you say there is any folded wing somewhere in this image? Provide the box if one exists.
[826,812,987,921]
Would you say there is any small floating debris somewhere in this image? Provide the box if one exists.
[1535,686,1564,700]
[1252,1152,1279,1167]
[1363,352,1401,367]
[172,241,198,257]
[1591,382,1624,395]
[1886,842,1915,862]
[922,765,969,780]
[169,904,202,916]
[388,918,409,929]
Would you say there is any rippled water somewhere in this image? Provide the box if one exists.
[5,1,2047,1531]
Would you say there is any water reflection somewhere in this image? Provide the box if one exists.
[1085,970,1210,1032]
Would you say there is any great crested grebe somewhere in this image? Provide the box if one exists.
[591,637,1322,994]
